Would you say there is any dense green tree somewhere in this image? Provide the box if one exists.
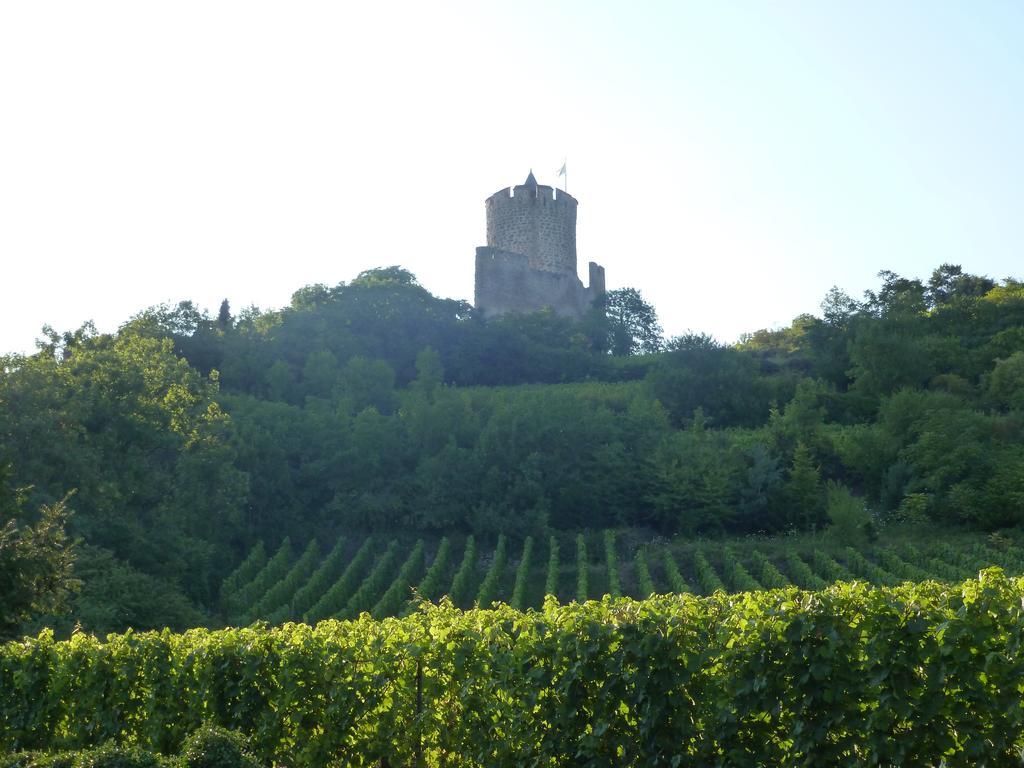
[0,464,78,637]
[645,411,742,534]
[647,334,771,427]
[604,287,664,356]
[216,299,233,330]
[783,442,826,530]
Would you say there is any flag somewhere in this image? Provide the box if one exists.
[557,162,567,177]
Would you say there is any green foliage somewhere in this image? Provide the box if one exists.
[218,544,266,609]
[647,335,772,428]
[824,481,874,545]
[574,534,588,602]
[784,442,825,530]
[662,551,691,594]
[71,745,167,768]
[303,537,374,623]
[371,541,425,619]
[692,549,725,594]
[509,537,534,610]
[811,549,856,583]
[645,413,742,534]
[339,540,399,619]
[783,551,828,590]
[6,263,1024,636]
[226,539,293,624]
[603,287,664,356]
[245,539,320,622]
[841,548,897,587]
[872,547,930,583]
[4,571,1024,764]
[0,475,77,638]
[286,538,347,621]
[603,530,621,598]
[748,551,789,589]
[721,546,761,592]
[988,350,1024,411]
[0,330,248,615]
[474,535,508,607]
[42,546,205,636]
[181,726,258,768]
[414,537,452,603]
[0,752,75,768]
[448,536,477,609]
[543,536,559,598]
[634,548,656,597]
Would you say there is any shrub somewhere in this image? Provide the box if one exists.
[181,726,258,768]
[73,745,166,768]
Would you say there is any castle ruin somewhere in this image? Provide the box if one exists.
[474,171,605,319]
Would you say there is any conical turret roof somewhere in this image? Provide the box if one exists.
[523,169,538,187]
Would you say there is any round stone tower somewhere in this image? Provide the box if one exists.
[484,170,578,274]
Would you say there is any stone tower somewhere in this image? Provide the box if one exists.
[475,171,605,319]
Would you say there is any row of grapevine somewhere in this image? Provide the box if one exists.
[897,543,966,582]
[474,534,508,607]
[371,541,425,619]
[285,537,349,621]
[244,539,321,623]
[218,542,266,607]
[225,539,294,622]
[749,550,789,589]
[872,547,930,583]
[692,549,725,593]
[604,530,621,598]
[414,537,452,603]
[220,532,1024,622]
[840,547,898,587]
[10,571,1024,765]
[721,545,761,592]
[340,540,400,619]
[304,537,375,622]
[575,534,588,602]
[510,536,534,610]
[784,551,828,590]
[449,535,477,608]
[662,551,691,593]
[544,536,559,598]
[811,550,856,583]
[634,548,656,597]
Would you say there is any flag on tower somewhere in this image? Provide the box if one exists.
[557,162,567,177]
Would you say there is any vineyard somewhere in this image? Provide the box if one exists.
[4,571,1024,765]
[218,527,1024,625]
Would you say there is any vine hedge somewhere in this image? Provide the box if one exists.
[3,571,1023,766]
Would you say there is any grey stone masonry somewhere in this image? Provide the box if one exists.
[475,172,605,319]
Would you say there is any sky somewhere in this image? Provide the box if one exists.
[1,1,1022,354]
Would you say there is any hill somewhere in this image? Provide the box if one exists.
[2,263,1024,634]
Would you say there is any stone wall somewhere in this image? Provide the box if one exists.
[485,185,577,274]
[475,247,601,319]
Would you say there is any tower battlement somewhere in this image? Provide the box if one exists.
[474,171,604,319]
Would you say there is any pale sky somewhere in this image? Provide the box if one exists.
[2,2,1022,355]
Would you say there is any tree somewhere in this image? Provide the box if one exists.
[412,346,444,398]
[0,463,78,637]
[783,442,825,530]
[216,299,233,330]
[927,264,995,308]
[604,288,664,356]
